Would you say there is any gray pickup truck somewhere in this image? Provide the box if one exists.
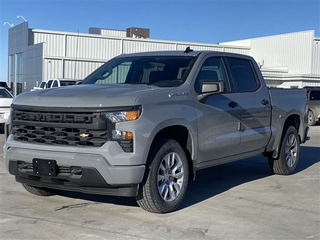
[4,49,309,213]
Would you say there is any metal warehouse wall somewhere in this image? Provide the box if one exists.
[30,29,250,82]
[250,31,315,74]
[312,38,320,74]
[10,22,318,92]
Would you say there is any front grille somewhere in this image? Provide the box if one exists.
[13,125,108,146]
[11,106,134,152]
[15,110,97,124]
[12,108,108,147]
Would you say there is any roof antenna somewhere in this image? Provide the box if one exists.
[184,46,193,54]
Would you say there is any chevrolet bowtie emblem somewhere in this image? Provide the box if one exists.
[79,133,89,138]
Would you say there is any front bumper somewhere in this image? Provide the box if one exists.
[4,138,145,197]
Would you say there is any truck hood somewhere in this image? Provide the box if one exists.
[13,84,167,108]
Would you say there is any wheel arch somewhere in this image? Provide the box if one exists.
[269,114,301,159]
[283,114,300,134]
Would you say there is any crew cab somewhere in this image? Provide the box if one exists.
[4,49,309,213]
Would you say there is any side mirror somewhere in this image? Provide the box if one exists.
[202,81,224,93]
[197,81,225,101]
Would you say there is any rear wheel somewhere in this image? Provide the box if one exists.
[22,184,61,196]
[136,139,189,213]
[308,110,316,126]
[268,126,300,175]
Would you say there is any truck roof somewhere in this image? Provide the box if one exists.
[115,48,252,59]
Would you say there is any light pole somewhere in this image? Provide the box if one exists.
[17,15,27,22]
[3,22,14,27]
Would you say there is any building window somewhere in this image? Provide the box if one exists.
[9,55,15,93]
[8,53,23,96]
[16,53,23,95]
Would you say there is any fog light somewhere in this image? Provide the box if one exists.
[112,130,133,140]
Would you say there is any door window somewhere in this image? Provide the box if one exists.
[195,57,229,93]
[47,80,53,88]
[52,80,59,87]
[227,58,259,92]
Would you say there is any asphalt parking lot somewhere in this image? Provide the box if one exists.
[0,126,319,240]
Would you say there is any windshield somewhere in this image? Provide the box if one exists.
[83,56,196,87]
[39,81,46,88]
[0,89,13,98]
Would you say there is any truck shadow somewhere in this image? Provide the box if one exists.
[60,145,319,211]
[181,145,319,210]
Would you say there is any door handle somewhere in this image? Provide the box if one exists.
[261,99,269,105]
[228,101,238,108]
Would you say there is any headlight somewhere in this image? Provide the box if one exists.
[102,107,141,123]
[5,108,13,139]
[101,106,142,142]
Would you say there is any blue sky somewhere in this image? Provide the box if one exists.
[0,0,319,81]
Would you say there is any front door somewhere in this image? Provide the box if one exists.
[194,56,241,167]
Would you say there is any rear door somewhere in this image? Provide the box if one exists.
[226,57,272,153]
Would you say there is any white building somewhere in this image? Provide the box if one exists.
[220,31,320,88]
[7,22,320,96]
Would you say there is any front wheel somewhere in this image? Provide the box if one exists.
[268,126,300,175]
[136,139,189,213]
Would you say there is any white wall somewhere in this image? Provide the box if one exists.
[8,23,320,93]
[30,28,250,83]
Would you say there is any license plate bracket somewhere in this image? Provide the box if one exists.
[33,159,58,176]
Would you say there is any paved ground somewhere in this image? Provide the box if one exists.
[0,126,319,240]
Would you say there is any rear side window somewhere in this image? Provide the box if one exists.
[228,58,259,92]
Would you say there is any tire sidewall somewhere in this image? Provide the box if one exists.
[22,183,60,196]
[279,126,300,174]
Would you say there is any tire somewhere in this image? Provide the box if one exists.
[22,184,61,196]
[308,110,316,126]
[268,126,300,175]
[136,139,189,213]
